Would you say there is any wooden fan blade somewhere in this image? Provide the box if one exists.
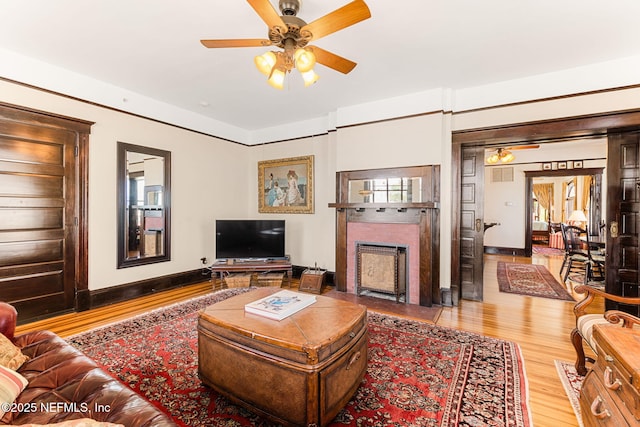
[247,0,288,33]
[301,0,371,41]
[200,39,272,48]
[308,46,357,74]
[509,144,540,150]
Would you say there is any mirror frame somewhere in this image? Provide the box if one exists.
[117,142,171,268]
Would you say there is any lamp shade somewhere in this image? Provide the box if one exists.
[300,69,319,86]
[255,52,277,76]
[267,68,286,90]
[568,210,587,223]
[294,48,316,73]
[486,153,499,164]
[500,150,514,163]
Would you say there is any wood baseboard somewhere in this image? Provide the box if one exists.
[88,265,335,311]
[483,246,526,256]
[88,268,212,310]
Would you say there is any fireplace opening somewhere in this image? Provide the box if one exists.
[356,243,407,303]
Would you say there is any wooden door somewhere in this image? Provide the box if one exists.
[0,107,89,321]
[460,146,485,301]
[606,131,640,316]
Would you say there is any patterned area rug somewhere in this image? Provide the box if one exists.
[67,288,531,427]
[555,360,584,427]
[497,262,575,301]
[532,245,564,257]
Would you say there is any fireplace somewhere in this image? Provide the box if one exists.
[347,222,419,303]
[329,165,441,306]
[356,243,407,303]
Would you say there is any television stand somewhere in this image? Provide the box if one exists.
[209,260,292,289]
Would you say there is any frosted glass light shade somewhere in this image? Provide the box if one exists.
[254,52,277,76]
[301,69,319,86]
[500,151,515,163]
[486,153,499,164]
[294,48,316,73]
[267,68,286,89]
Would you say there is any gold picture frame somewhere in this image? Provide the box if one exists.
[258,155,314,214]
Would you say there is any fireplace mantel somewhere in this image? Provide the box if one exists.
[330,166,441,306]
[328,202,439,210]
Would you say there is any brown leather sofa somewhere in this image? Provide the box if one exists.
[0,302,177,426]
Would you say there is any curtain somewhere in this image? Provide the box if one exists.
[581,175,592,215]
[562,181,568,222]
[533,183,554,219]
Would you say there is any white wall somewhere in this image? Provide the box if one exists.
[247,134,337,270]
[0,79,250,291]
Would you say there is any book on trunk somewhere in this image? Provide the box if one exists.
[245,290,316,320]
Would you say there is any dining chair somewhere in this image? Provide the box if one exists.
[560,223,589,283]
[584,229,605,282]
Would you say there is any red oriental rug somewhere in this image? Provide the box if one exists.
[67,288,531,427]
[497,262,575,301]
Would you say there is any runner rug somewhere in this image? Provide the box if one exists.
[497,262,575,301]
[532,245,564,257]
[67,288,531,427]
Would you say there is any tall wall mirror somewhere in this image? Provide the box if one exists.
[117,142,171,268]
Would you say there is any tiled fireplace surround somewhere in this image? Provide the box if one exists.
[346,222,419,304]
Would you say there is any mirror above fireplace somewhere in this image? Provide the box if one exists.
[348,177,422,204]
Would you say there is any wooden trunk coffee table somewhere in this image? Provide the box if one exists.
[198,288,368,427]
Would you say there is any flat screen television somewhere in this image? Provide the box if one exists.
[215,219,286,260]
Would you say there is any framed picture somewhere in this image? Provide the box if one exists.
[258,155,314,214]
[573,160,583,168]
[542,162,552,171]
[558,161,567,170]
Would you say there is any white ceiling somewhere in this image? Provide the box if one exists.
[2,0,640,144]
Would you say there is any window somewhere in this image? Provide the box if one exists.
[565,180,576,221]
[352,177,420,203]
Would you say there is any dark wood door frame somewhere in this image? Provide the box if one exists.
[0,101,92,316]
[451,109,640,305]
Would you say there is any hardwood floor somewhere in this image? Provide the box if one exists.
[15,251,595,426]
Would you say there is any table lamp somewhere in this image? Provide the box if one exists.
[568,210,588,228]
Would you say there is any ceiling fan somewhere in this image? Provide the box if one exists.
[200,0,371,89]
[486,144,540,164]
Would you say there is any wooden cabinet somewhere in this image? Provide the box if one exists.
[208,260,293,289]
[580,324,640,426]
[299,268,326,294]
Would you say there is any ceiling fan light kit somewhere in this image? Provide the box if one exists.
[485,144,540,164]
[201,0,371,89]
[486,148,515,164]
